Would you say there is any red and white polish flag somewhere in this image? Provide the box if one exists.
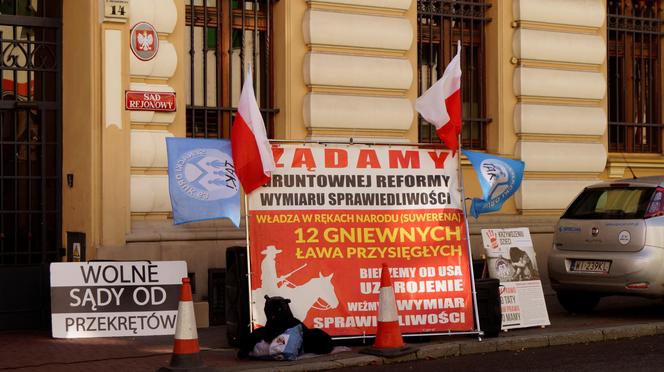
[231,66,276,194]
[415,41,462,155]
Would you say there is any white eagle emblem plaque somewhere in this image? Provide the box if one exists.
[130,21,159,61]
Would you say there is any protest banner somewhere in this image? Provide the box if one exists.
[50,261,187,338]
[247,144,474,337]
[480,228,550,330]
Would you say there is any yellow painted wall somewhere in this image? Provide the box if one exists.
[273,0,308,140]
[57,0,598,302]
[269,0,508,213]
[62,0,100,259]
[404,0,419,143]
[169,0,187,138]
[486,0,517,156]
[458,0,517,214]
[100,21,131,248]
[63,0,530,260]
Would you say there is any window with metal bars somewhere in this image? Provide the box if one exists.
[0,0,61,265]
[185,0,276,139]
[608,0,663,153]
[417,0,490,149]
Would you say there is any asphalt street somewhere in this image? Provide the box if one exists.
[339,333,664,372]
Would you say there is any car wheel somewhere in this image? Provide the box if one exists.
[556,292,600,313]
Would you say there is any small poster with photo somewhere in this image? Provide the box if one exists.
[481,228,539,282]
[481,228,550,330]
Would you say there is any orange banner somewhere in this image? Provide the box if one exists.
[247,144,474,337]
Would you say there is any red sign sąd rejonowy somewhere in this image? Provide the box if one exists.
[247,144,473,337]
[125,91,176,112]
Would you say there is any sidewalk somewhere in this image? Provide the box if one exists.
[2,295,664,372]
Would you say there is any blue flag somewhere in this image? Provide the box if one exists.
[166,138,241,227]
[462,150,525,218]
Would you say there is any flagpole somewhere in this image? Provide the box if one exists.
[457,135,484,340]
[243,192,256,334]
[236,61,255,335]
[452,41,483,340]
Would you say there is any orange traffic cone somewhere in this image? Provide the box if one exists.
[157,278,214,372]
[362,263,416,357]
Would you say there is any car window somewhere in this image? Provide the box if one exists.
[563,186,655,219]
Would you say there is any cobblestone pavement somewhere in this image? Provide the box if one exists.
[2,296,664,372]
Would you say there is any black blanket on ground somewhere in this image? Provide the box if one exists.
[237,295,333,359]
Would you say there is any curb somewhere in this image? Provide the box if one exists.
[226,322,664,372]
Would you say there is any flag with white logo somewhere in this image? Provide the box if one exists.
[166,137,241,226]
[463,150,525,218]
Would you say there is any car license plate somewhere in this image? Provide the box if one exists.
[570,260,611,273]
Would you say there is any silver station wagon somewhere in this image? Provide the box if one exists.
[548,176,664,313]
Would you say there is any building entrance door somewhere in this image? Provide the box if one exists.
[0,0,62,330]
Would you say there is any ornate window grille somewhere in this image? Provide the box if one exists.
[417,0,491,149]
[0,0,62,265]
[608,0,664,153]
[185,0,276,139]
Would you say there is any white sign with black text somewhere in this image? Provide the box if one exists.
[50,261,187,338]
[481,228,550,330]
[103,0,129,22]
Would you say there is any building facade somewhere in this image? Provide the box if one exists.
[2,0,660,329]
